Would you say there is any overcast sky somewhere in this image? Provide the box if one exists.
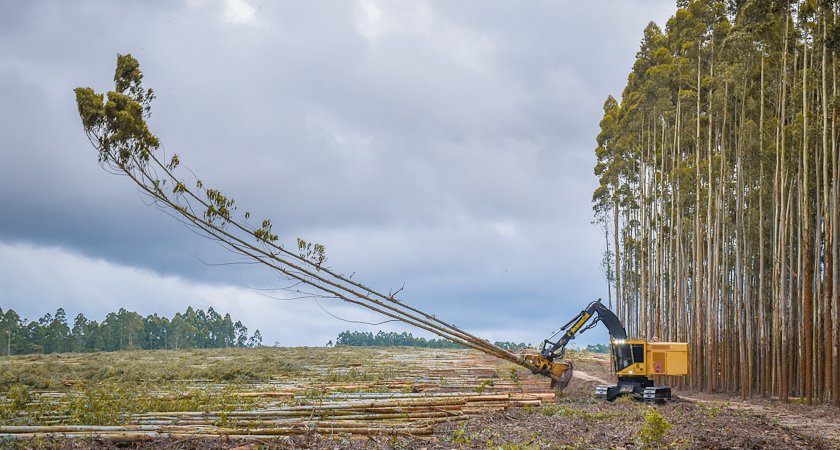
[0,0,676,347]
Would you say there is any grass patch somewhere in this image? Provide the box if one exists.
[0,381,259,425]
[449,422,473,446]
[539,403,627,420]
[0,347,409,426]
[697,401,725,418]
[636,406,672,448]
[0,347,310,390]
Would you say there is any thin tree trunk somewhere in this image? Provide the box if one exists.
[802,38,813,406]
[614,198,622,319]
[821,8,834,405]
[694,50,704,391]
[832,30,840,407]
[759,54,769,398]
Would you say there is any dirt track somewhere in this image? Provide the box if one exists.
[572,365,840,448]
[677,393,840,446]
[572,368,610,384]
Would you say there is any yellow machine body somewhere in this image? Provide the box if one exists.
[525,299,687,401]
[612,339,688,377]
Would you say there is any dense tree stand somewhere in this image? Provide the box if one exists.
[593,1,839,405]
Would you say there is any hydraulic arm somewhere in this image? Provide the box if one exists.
[524,299,623,390]
[538,299,626,361]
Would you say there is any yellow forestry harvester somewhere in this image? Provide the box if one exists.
[524,299,688,403]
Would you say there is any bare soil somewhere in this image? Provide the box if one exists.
[418,355,836,450]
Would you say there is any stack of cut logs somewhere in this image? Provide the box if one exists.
[0,350,555,443]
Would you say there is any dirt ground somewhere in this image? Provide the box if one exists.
[426,377,836,449]
[2,348,837,449]
[411,355,837,450]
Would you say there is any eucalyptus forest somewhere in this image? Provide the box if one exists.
[594,0,839,405]
[0,307,261,355]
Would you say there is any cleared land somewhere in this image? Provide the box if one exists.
[0,347,836,448]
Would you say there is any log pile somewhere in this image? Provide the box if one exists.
[0,349,555,442]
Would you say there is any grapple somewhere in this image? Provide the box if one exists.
[523,354,575,391]
[549,360,574,390]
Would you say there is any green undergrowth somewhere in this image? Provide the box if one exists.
[0,347,318,390]
[636,406,673,448]
[0,381,258,425]
[448,422,473,447]
[323,365,396,383]
[487,443,541,450]
[696,401,725,418]
[539,403,630,420]
[0,346,406,426]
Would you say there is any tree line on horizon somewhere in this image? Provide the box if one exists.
[333,330,612,353]
[594,0,838,405]
[334,330,530,351]
[0,306,262,355]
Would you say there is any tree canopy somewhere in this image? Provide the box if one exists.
[0,306,261,355]
[334,330,531,351]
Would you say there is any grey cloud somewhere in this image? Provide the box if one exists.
[0,0,676,341]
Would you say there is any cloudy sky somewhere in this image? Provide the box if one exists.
[0,0,676,347]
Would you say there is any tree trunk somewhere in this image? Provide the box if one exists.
[802,40,813,406]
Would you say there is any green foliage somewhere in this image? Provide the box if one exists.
[73,87,105,131]
[539,403,624,420]
[5,384,31,409]
[335,331,532,351]
[335,330,465,348]
[166,153,180,170]
[74,54,159,169]
[474,379,494,394]
[697,401,724,418]
[490,444,540,450]
[508,366,520,383]
[325,366,395,383]
[204,188,236,225]
[636,407,672,448]
[296,238,326,265]
[0,306,260,356]
[0,380,257,426]
[253,219,278,242]
[493,341,530,351]
[584,343,610,353]
[448,422,473,446]
[0,347,422,428]
[0,348,305,394]
[614,393,636,404]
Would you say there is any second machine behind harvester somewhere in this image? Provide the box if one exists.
[524,299,688,403]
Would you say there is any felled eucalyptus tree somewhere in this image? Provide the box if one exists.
[74,54,545,377]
